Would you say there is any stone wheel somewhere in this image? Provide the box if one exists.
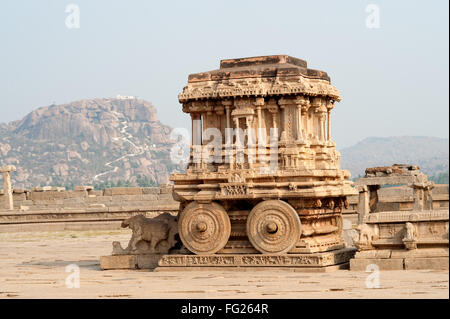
[178,202,231,255]
[246,200,301,254]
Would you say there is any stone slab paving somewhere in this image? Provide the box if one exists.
[0,231,448,299]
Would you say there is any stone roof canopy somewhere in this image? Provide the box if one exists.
[179,55,341,103]
[188,55,330,82]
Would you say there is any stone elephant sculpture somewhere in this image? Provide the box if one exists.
[352,223,379,251]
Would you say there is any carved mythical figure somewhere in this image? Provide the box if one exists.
[403,222,417,250]
[404,222,416,241]
[112,213,179,255]
[353,224,379,251]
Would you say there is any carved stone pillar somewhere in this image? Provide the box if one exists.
[267,105,278,130]
[278,98,296,143]
[223,100,232,129]
[0,165,16,211]
[327,109,331,141]
[254,97,264,140]
[192,113,202,146]
[234,118,240,145]
[296,103,303,142]
[368,185,380,213]
[412,182,434,211]
[312,98,327,143]
[357,185,370,224]
[191,113,202,167]
[326,100,334,142]
[190,113,194,146]
[319,113,326,142]
[292,96,310,143]
[300,99,309,142]
[256,104,263,145]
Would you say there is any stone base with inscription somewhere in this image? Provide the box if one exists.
[100,248,356,271]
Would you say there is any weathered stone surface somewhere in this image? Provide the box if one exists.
[159,184,173,194]
[404,257,449,270]
[32,186,65,192]
[142,187,159,195]
[142,194,158,201]
[75,186,93,191]
[350,258,405,271]
[66,190,88,198]
[104,187,143,196]
[354,250,391,259]
[137,254,165,269]
[390,248,448,258]
[30,191,68,201]
[88,190,103,196]
[100,255,137,270]
[100,254,155,269]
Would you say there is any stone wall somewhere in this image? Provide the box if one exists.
[0,185,177,211]
[0,185,179,232]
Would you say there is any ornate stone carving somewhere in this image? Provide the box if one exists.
[403,222,417,250]
[246,200,301,254]
[351,165,448,270]
[178,202,231,255]
[353,224,379,251]
[158,248,355,267]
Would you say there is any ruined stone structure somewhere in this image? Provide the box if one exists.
[0,165,16,210]
[151,55,357,269]
[350,165,449,270]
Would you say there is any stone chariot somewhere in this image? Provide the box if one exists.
[169,55,358,265]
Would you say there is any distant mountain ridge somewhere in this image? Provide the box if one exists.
[339,136,449,179]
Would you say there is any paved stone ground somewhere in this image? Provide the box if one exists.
[0,230,448,299]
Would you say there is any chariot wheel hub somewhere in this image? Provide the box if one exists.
[265,222,278,234]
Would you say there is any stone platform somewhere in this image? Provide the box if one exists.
[100,247,356,271]
[350,248,449,270]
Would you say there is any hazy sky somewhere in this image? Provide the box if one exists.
[1,0,448,148]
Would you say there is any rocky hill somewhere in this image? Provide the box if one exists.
[339,136,449,179]
[0,97,182,189]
